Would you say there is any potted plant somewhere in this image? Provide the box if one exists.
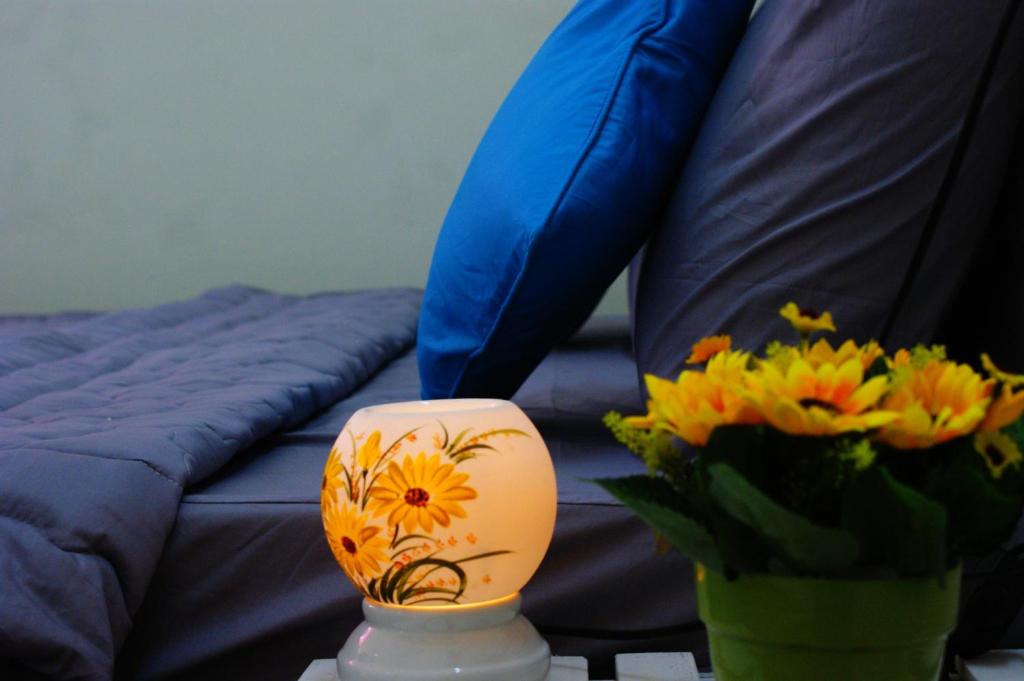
[597,303,1024,681]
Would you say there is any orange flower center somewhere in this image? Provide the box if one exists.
[799,397,838,412]
[321,475,327,491]
[341,536,358,554]
[404,488,430,507]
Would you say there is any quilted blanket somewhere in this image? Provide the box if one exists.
[0,286,421,680]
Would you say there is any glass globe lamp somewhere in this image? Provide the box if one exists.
[321,398,558,681]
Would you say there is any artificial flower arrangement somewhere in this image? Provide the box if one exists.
[597,304,1024,680]
[599,303,1024,582]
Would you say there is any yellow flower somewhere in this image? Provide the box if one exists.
[368,452,477,533]
[840,440,878,471]
[974,430,1023,479]
[779,302,836,335]
[981,353,1024,387]
[889,344,947,370]
[981,384,1024,432]
[877,360,994,449]
[804,338,885,372]
[323,502,390,579]
[763,341,801,374]
[357,431,383,470]
[322,446,347,507]
[687,335,732,364]
[623,413,656,429]
[743,357,894,436]
[705,347,756,384]
[973,355,1024,432]
[890,348,912,369]
[639,351,762,446]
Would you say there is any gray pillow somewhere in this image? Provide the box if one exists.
[631,0,1024,380]
[940,128,1024,374]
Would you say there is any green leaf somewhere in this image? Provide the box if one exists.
[865,355,889,380]
[1000,420,1024,498]
[393,558,466,603]
[450,443,497,457]
[383,427,422,460]
[842,465,947,578]
[391,533,434,550]
[924,439,1022,557]
[702,425,769,486]
[1007,418,1024,452]
[594,476,723,572]
[705,502,772,576]
[686,462,770,575]
[471,428,529,439]
[446,428,473,454]
[707,463,858,574]
[452,550,513,565]
[604,411,683,475]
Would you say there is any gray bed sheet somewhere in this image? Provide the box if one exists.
[114,316,706,681]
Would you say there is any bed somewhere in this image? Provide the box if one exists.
[0,285,704,681]
[7,0,1024,677]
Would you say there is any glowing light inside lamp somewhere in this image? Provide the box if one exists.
[321,398,557,608]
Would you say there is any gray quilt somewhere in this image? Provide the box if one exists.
[0,286,421,680]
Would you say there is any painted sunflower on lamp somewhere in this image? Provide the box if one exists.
[321,399,557,681]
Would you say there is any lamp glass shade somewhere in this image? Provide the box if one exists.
[321,398,556,607]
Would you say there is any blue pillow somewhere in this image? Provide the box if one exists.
[418,0,754,399]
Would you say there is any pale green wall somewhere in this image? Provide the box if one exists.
[1,0,629,315]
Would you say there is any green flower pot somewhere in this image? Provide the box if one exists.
[696,564,961,681]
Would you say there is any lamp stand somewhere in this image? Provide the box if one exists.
[336,593,550,681]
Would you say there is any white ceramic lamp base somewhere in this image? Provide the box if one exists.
[336,593,550,681]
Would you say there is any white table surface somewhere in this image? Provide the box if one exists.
[299,653,708,681]
[301,648,1024,680]
[962,649,1024,681]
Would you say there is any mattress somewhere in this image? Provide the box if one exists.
[115,316,707,681]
